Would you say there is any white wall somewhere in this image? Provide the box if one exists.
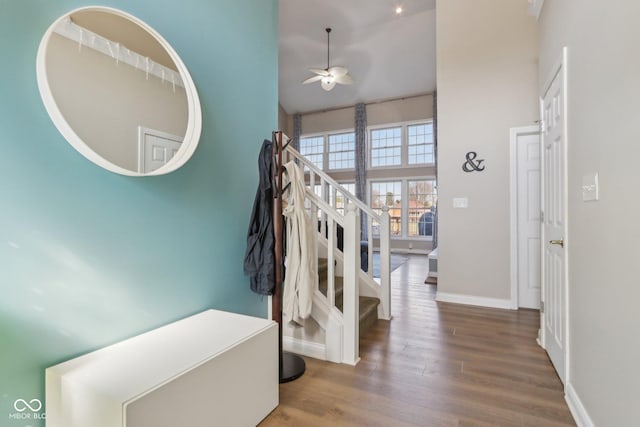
[301,94,433,134]
[539,0,640,424]
[436,0,538,302]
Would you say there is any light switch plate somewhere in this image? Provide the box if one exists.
[453,197,468,208]
[582,173,599,201]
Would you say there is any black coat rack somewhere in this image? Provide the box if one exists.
[272,130,306,383]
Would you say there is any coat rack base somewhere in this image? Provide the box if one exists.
[280,352,306,383]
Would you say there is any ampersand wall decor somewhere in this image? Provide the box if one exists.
[462,151,485,172]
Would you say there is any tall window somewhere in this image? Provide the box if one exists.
[407,123,434,165]
[299,131,356,171]
[370,179,437,239]
[370,127,402,167]
[299,136,324,169]
[369,121,434,168]
[370,181,402,236]
[407,180,437,237]
[328,132,355,170]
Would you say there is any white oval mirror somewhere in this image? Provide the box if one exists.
[36,6,202,176]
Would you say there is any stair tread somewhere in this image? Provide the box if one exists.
[318,275,343,296]
[316,258,380,340]
[358,296,380,319]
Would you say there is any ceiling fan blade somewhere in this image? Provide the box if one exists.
[335,73,354,85]
[329,66,348,77]
[321,78,337,91]
[303,75,323,84]
[308,68,330,77]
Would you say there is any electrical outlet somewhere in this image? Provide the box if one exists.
[453,197,468,208]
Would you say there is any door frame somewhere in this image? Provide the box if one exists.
[539,47,570,385]
[509,125,541,310]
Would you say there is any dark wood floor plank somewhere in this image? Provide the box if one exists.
[260,255,575,426]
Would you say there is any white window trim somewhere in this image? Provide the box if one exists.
[367,119,435,170]
[299,133,325,170]
[300,128,356,172]
[367,176,437,241]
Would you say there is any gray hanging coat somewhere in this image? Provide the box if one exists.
[243,139,275,295]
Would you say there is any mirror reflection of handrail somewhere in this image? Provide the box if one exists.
[53,17,184,89]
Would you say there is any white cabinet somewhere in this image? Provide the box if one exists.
[46,309,278,427]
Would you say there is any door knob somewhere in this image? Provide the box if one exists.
[549,239,564,248]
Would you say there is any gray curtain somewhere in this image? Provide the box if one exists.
[292,113,302,151]
[432,91,438,249]
[355,103,367,239]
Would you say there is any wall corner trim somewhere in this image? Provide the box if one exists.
[435,292,516,310]
[565,382,595,427]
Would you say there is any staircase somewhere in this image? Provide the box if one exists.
[280,143,391,365]
[317,259,381,339]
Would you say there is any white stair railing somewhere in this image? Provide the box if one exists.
[304,189,360,365]
[284,146,391,321]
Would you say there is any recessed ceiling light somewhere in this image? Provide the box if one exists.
[395,6,403,15]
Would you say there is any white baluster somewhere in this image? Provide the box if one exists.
[342,203,360,365]
[367,212,374,279]
[379,206,391,320]
[327,216,335,308]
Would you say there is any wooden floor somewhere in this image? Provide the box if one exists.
[260,255,575,426]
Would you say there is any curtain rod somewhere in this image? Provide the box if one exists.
[294,91,435,116]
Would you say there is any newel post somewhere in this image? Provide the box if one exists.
[342,202,360,365]
[379,206,391,320]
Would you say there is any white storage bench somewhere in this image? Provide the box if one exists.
[46,309,278,427]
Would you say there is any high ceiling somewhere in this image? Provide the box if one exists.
[279,0,436,114]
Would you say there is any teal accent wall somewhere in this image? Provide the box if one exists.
[0,0,277,424]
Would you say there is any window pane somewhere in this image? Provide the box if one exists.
[408,179,438,237]
[407,123,434,165]
[328,132,355,170]
[300,136,324,169]
[331,182,356,215]
[370,127,401,167]
[370,181,402,236]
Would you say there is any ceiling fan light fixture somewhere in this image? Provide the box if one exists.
[303,27,353,91]
[321,76,336,91]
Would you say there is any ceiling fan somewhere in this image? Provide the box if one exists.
[303,27,354,91]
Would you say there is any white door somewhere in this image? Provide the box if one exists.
[138,127,182,173]
[540,48,568,384]
[514,129,541,309]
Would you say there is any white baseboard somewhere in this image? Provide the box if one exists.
[282,336,326,361]
[435,291,515,310]
[565,382,594,427]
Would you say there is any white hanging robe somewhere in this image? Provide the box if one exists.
[282,160,315,326]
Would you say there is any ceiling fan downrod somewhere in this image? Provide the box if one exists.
[326,27,331,70]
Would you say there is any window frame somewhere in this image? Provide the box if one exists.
[367,119,435,170]
[367,176,437,241]
[298,128,356,172]
[298,133,326,170]
[368,126,403,168]
[327,132,356,171]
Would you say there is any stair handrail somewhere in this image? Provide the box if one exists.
[286,148,383,223]
[284,146,391,321]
